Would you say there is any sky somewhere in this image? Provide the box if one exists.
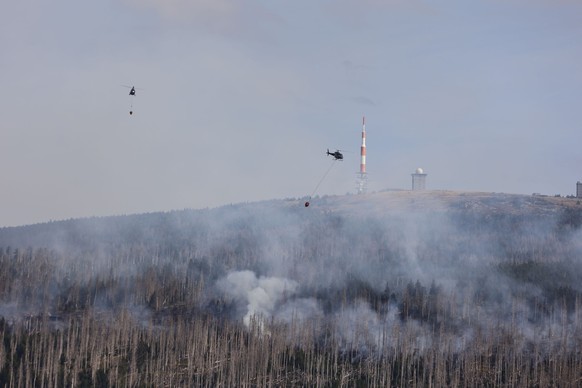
[1,0,581,227]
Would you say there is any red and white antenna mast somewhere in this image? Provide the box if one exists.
[360,116,367,174]
[356,116,368,194]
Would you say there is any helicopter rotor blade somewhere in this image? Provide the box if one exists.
[121,85,145,90]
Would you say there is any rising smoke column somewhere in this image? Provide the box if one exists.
[216,270,301,327]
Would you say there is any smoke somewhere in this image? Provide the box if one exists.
[216,270,300,327]
[1,192,582,355]
[333,301,399,355]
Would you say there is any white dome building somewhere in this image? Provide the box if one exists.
[411,168,427,191]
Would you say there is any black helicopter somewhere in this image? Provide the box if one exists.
[326,149,344,161]
[122,85,137,96]
[121,85,141,115]
[122,85,142,96]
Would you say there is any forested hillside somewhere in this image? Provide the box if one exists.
[1,191,581,386]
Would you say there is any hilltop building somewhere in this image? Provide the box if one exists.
[411,168,427,191]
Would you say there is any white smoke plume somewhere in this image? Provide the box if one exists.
[217,270,301,327]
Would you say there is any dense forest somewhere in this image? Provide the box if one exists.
[0,191,581,387]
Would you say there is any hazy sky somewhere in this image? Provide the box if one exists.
[1,0,581,226]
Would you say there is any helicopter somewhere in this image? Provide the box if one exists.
[305,149,345,208]
[122,85,139,96]
[121,85,141,115]
[326,149,344,161]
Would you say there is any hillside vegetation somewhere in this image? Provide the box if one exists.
[1,191,581,386]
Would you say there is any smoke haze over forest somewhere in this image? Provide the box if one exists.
[1,191,582,384]
[1,192,582,344]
